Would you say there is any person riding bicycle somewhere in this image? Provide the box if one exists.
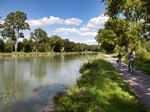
[128,50,135,70]
[117,52,122,64]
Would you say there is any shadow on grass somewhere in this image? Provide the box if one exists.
[53,56,147,112]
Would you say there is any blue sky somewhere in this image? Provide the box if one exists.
[0,0,108,45]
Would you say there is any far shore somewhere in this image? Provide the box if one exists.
[0,51,98,58]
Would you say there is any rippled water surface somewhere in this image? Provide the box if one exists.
[0,54,94,112]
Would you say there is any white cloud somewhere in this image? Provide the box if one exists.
[26,16,64,28]
[85,39,97,45]
[26,16,83,28]
[79,31,97,37]
[0,20,4,24]
[79,27,89,32]
[86,39,96,43]
[86,14,109,28]
[54,14,108,38]
[64,18,82,26]
[54,27,97,37]
[73,39,97,45]
[54,28,79,34]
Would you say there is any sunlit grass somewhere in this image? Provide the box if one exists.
[53,53,147,112]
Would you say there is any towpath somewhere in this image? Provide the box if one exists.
[105,54,150,111]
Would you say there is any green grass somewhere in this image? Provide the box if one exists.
[133,60,150,74]
[53,53,147,112]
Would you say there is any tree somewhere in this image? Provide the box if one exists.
[104,18,131,47]
[0,38,5,52]
[21,39,33,52]
[30,28,48,52]
[1,11,30,52]
[95,16,145,52]
[48,35,63,52]
[63,39,70,52]
[95,28,116,52]
[38,42,51,52]
[101,0,149,36]
[4,39,14,52]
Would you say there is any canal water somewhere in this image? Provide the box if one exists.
[0,54,94,112]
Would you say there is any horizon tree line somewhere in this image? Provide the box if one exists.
[0,11,100,53]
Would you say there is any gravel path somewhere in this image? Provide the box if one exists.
[105,54,150,111]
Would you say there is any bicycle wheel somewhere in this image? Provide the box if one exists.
[118,59,121,68]
[130,62,133,75]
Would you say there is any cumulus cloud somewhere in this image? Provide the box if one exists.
[26,16,83,28]
[79,27,89,32]
[0,20,4,24]
[73,39,97,45]
[79,31,97,37]
[86,14,109,28]
[54,28,79,34]
[64,18,82,26]
[26,16,64,28]
[53,14,108,37]
[54,27,97,37]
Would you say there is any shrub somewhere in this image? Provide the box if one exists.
[136,47,150,61]
[79,62,92,73]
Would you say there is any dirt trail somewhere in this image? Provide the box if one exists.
[105,54,150,111]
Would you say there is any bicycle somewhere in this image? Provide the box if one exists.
[128,59,133,74]
[118,59,121,68]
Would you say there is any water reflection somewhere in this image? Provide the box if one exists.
[0,54,91,112]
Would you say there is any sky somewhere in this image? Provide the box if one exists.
[0,0,109,45]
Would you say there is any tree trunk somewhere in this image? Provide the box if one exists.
[52,45,55,52]
[14,29,19,52]
[14,38,18,52]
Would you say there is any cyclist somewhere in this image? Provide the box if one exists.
[117,52,122,67]
[128,50,135,71]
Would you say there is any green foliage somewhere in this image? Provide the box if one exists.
[53,53,147,112]
[53,91,66,103]
[21,39,33,52]
[0,38,5,52]
[79,62,92,74]
[48,35,63,52]
[136,47,150,61]
[30,28,48,52]
[114,45,126,53]
[1,11,30,52]
[102,0,149,24]
[38,42,51,52]
[30,28,48,42]
[0,11,99,53]
[142,40,150,52]
[4,40,14,53]
[134,60,150,74]
[98,0,149,55]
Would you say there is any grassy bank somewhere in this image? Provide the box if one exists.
[53,53,147,112]
[110,53,150,75]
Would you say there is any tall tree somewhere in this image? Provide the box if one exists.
[48,35,63,52]
[30,28,48,52]
[101,0,149,36]
[1,11,30,52]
